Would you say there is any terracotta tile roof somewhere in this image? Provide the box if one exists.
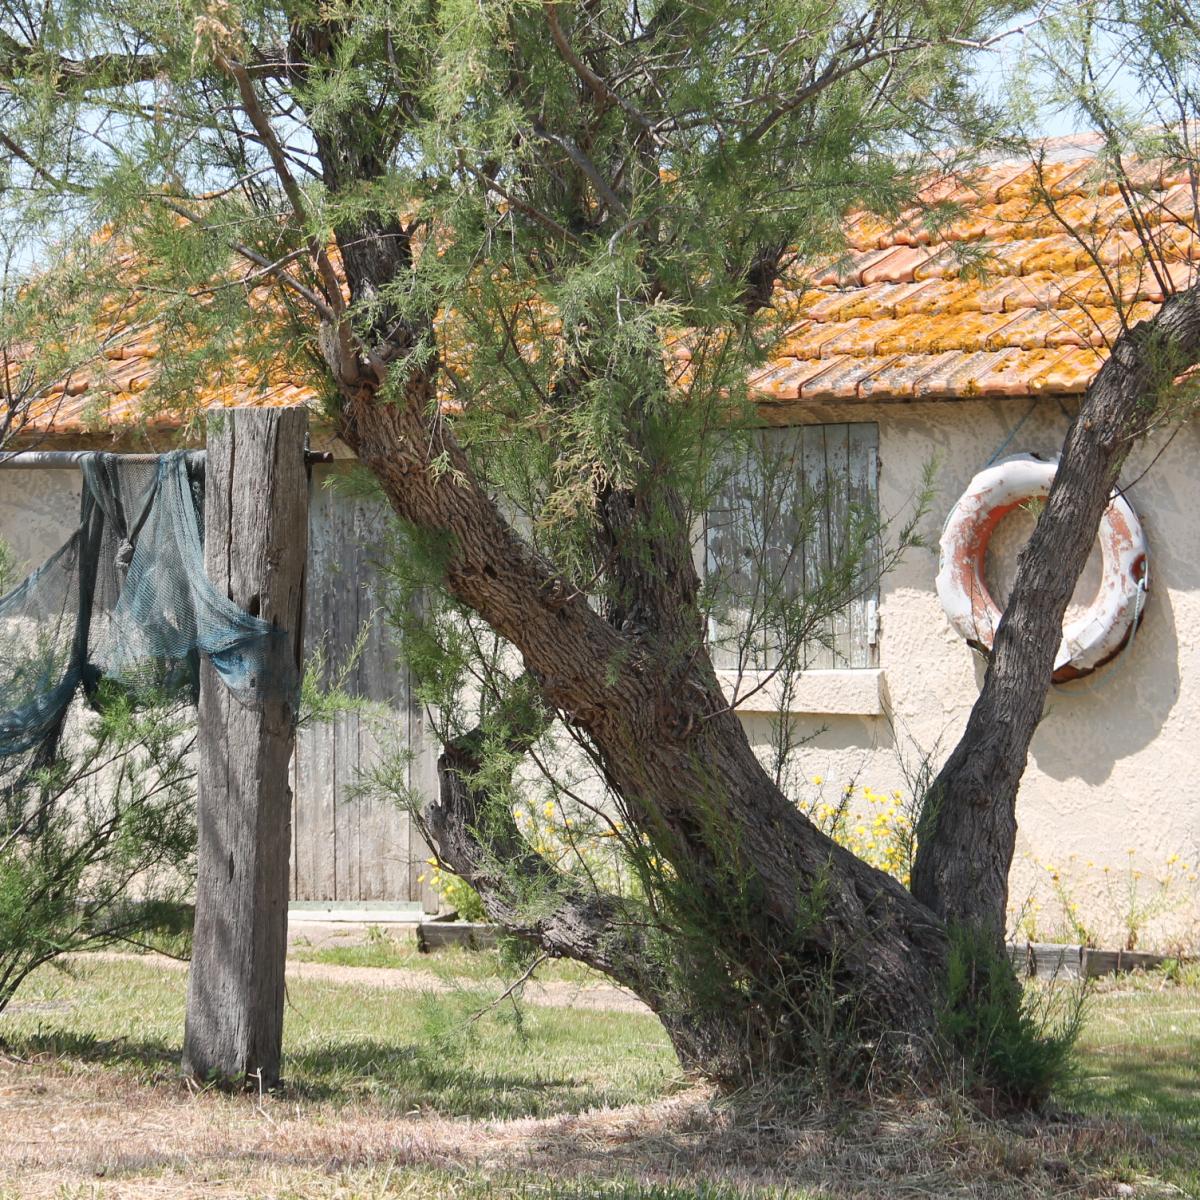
[6,138,1198,443]
[753,142,1197,408]
[4,243,326,447]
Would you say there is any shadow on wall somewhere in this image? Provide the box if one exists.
[1028,578,1180,785]
[983,457,1197,785]
[884,399,1198,791]
[743,712,897,756]
[742,713,899,793]
[1049,440,1200,783]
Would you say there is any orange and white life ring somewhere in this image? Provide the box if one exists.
[936,453,1148,682]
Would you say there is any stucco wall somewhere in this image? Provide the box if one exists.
[744,395,1200,948]
[3,414,1197,945]
[0,467,81,579]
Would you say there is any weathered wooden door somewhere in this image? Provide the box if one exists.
[290,464,439,907]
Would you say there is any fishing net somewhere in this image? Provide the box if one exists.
[0,450,297,798]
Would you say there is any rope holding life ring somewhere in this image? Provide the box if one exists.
[936,453,1148,683]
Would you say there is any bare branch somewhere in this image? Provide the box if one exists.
[457,154,581,245]
[0,30,290,90]
[209,47,346,320]
[543,2,655,137]
[160,198,338,321]
[532,122,628,220]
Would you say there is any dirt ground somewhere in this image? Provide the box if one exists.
[0,1058,715,1198]
[1,928,1192,1199]
[1,1051,1146,1200]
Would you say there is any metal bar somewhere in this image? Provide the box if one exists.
[0,449,334,469]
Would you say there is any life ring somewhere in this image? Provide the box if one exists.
[936,453,1148,683]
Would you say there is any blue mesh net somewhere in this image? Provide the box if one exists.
[0,450,297,793]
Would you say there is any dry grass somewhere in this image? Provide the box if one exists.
[0,955,1196,1199]
[0,1056,1186,1200]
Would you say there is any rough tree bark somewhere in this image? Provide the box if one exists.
[182,407,308,1089]
[269,16,1200,1085]
[327,350,949,1077]
[912,286,1200,941]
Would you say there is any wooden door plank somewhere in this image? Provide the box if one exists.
[296,469,339,900]
[330,483,362,901]
[354,494,407,901]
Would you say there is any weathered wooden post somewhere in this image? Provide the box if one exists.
[182,406,308,1088]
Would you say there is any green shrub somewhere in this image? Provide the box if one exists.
[0,686,196,1017]
[940,925,1084,1109]
[422,859,487,921]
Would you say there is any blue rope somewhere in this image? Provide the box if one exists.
[985,397,1041,467]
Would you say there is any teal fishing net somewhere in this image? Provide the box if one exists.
[0,450,297,794]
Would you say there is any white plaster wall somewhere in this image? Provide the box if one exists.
[744,396,1200,948]
[0,468,82,578]
[5,420,1197,946]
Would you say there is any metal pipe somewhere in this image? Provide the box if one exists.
[0,448,335,469]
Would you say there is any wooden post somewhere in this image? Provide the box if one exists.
[182,407,308,1089]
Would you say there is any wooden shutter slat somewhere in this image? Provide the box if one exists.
[704,421,880,679]
[846,422,880,668]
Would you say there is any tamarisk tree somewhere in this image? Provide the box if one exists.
[912,0,1200,939]
[3,0,1199,1092]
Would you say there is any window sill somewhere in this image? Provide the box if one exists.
[715,668,884,716]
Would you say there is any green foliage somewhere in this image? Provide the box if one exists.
[1155,956,1200,988]
[939,926,1085,1110]
[299,614,379,728]
[0,684,196,1016]
[425,860,487,922]
[0,0,1098,1093]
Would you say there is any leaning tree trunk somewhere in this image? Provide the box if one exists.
[331,367,949,1079]
[267,21,948,1079]
[912,286,1200,942]
[322,218,1200,1079]
[283,16,1200,1075]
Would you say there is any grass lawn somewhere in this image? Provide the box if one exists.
[1069,973,1200,1190]
[0,951,1196,1199]
[289,923,601,984]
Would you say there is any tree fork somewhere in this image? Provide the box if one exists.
[913,287,1200,940]
[333,371,951,1078]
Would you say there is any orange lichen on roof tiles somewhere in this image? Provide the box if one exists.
[10,142,1200,443]
[14,340,322,441]
[7,261,325,443]
[758,147,1198,407]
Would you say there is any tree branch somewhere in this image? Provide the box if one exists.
[210,48,346,319]
[458,154,581,246]
[427,705,671,1004]
[542,2,655,137]
[0,129,89,194]
[0,31,289,90]
[532,122,628,220]
[159,199,337,321]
